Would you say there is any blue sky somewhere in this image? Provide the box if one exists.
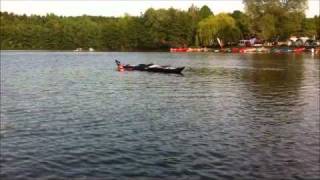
[1,0,319,17]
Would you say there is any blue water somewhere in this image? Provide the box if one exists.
[1,51,319,179]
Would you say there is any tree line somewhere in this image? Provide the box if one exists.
[1,0,319,51]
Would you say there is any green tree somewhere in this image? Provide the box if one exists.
[231,10,250,39]
[199,5,213,19]
[197,13,240,47]
[187,4,205,46]
[315,15,320,38]
[243,0,308,40]
[142,8,194,48]
[301,17,317,37]
[260,14,277,40]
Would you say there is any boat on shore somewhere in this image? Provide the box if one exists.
[170,47,209,52]
[170,48,188,52]
[115,60,185,74]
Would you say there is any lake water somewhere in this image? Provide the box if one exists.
[1,51,319,179]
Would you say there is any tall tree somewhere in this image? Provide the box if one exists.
[199,5,213,19]
[231,10,250,39]
[197,13,240,47]
[243,0,308,40]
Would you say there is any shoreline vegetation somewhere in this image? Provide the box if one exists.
[0,49,169,52]
[1,0,319,51]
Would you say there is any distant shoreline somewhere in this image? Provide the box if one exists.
[0,49,169,53]
[1,46,319,52]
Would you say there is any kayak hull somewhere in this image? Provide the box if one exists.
[123,65,185,74]
[144,67,185,74]
[116,61,185,74]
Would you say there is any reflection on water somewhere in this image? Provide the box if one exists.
[1,51,319,179]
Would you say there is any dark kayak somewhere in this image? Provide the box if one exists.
[115,60,185,74]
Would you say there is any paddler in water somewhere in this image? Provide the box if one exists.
[115,59,124,71]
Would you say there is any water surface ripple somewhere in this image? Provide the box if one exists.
[1,52,319,179]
